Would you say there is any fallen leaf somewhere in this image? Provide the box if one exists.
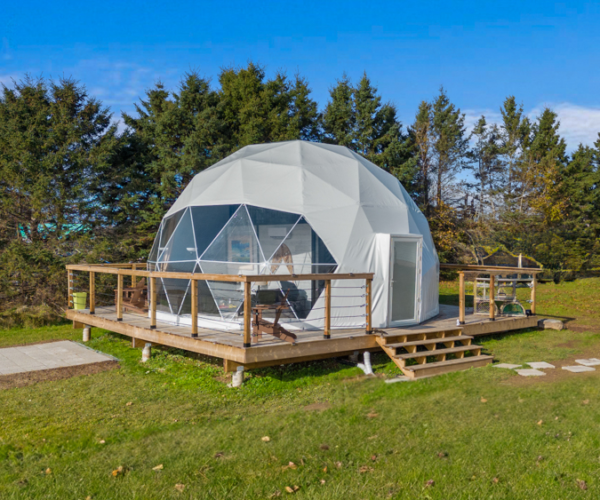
[359,465,374,473]
[269,491,281,499]
[537,420,543,426]
[284,486,295,493]
[86,496,92,500]
[335,461,342,469]
[99,440,105,444]
[480,397,488,403]
[371,455,378,462]
[323,466,327,472]
[152,464,164,471]
[262,436,271,442]
[367,435,378,440]
[320,479,326,485]
[214,452,224,459]
[577,479,588,490]
[367,412,378,419]
[493,477,499,484]
[425,479,435,487]
[583,400,590,405]
[287,462,297,470]
[537,455,544,462]
[45,468,52,475]
[437,452,448,459]
[174,483,185,492]
[111,466,124,477]
[320,444,329,450]
[125,402,133,406]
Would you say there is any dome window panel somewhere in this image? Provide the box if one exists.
[191,205,240,257]
[158,209,198,263]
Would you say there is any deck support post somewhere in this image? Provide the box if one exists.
[67,269,74,309]
[243,281,251,348]
[82,325,91,342]
[131,264,137,287]
[531,274,537,315]
[458,272,465,325]
[489,274,496,321]
[365,278,372,334]
[324,280,332,339]
[150,277,157,329]
[89,271,95,314]
[116,273,123,321]
[191,278,198,337]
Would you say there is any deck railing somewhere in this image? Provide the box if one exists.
[66,264,374,347]
[440,264,543,323]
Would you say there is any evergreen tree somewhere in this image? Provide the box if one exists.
[323,72,414,187]
[430,88,469,206]
[405,101,432,213]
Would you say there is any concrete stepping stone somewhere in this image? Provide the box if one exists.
[527,362,555,369]
[575,358,600,367]
[494,363,521,369]
[515,368,547,377]
[562,365,596,373]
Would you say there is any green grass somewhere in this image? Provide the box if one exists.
[1,279,600,499]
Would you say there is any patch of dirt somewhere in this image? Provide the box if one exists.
[565,324,600,333]
[303,402,331,412]
[0,361,119,390]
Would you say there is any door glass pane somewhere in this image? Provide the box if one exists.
[391,240,418,322]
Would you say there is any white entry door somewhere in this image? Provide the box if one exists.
[389,237,421,325]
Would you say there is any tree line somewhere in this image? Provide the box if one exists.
[1,63,599,314]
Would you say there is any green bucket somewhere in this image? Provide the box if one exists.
[73,292,88,310]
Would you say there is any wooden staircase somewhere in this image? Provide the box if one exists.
[376,328,492,379]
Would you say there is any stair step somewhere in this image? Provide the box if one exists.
[402,355,494,379]
[380,329,463,344]
[394,344,482,361]
[386,335,473,349]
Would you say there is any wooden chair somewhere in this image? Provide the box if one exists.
[251,290,297,344]
[115,278,148,314]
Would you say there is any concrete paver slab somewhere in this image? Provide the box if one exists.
[0,341,115,377]
[494,363,522,369]
[562,365,596,373]
[515,368,547,377]
[575,358,600,367]
[527,362,555,369]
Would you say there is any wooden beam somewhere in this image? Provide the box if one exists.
[67,269,74,309]
[131,263,137,287]
[89,271,95,314]
[365,278,372,334]
[243,272,374,283]
[441,263,543,273]
[116,273,123,321]
[458,271,465,325]
[489,274,496,321]
[224,359,243,373]
[191,278,198,337]
[324,280,331,339]
[531,274,537,315]
[150,277,157,329]
[243,282,251,347]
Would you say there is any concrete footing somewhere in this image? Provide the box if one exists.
[142,343,152,362]
[82,326,91,342]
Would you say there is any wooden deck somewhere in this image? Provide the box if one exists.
[66,304,540,371]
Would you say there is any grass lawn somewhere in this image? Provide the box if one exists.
[1,279,600,499]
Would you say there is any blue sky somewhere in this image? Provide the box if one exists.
[2,0,599,150]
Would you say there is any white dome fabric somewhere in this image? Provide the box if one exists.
[162,140,439,329]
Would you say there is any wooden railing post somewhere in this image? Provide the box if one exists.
[531,274,537,315]
[67,269,73,309]
[117,272,123,321]
[131,263,137,287]
[89,271,96,314]
[243,281,251,347]
[150,276,157,329]
[365,278,372,334]
[324,280,331,339]
[458,271,465,325]
[489,274,496,321]
[191,278,198,337]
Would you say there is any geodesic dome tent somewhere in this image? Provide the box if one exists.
[147,140,439,331]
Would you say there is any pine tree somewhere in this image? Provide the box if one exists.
[430,88,469,206]
[405,101,432,213]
